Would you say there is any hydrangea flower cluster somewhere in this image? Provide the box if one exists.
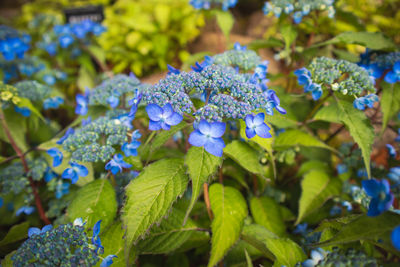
[142,44,285,156]
[0,25,30,61]
[11,219,115,267]
[263,0,335,24]
[61,111,133,162]
[360,51,400,83]
[38,19,106,57]
[190,0,238,11]
[303,248,379,267]
[0,55,45,83]
[295,57,377,109]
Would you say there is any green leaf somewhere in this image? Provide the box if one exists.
[296,170,341,224]
[208,184,248,267]
[248,38,284,50]
[67,179,117,229]
[250,197,286,237]
[381,83,400,132]
[184,147,222,224]
[215,10,234,41]
[224,141,262,174]
[314,32,397,51]
[101,222,134,267]
[122,159,188,246]
[0,222,29,247]
[265,237,306,267]
[77,66,95,91]
[241,224,276,260]
[138,208,200,254]
[316,212,400,247]
[244,249,254,267]
[17,98,45,121]
[87,45,107,66]
[0,109,28,152]
[280,24,297,50]
[265,113,298,128]
[274,129,333,151]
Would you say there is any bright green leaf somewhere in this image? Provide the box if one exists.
[215,10,234,41]
[224,141,262,174]
[275,129,334,152]
[265,237,306,267]
[381,83,400,132]
[250,197,286,237]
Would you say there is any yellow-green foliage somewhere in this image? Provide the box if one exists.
[98,0,204,76]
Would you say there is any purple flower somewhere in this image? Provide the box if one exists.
[81,116,92,126]
[28,225,52,237]
[62,162,88,184]
[122,140,141,157]
[75,89,90,115]
[384,61,400,84]
[47,148,63,167]
[188,120,226,157]
[245,113,272,139]
[56,128,74,145]
[146,103,183,131]
[105,154,132,175]
[362,178,394,217]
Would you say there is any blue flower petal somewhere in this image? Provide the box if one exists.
[209,122,226,138]
[362,179,381,198]
[204,137,225,157]
[146,104,163,121]
[188,130,208,147]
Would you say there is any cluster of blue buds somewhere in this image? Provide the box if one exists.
[0,55,45,83]
[142,43,285,156]
[190,0,238,11]
[353,94,379,111]
[11,80,64,116]
[295,57,377,109]
[360,51,400,84]
[263,0,335,24]
[38,19,105,57]
[0,25,30,61]
[11,218,116,267]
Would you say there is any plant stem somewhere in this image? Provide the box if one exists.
[219,166,223,183]
[0,108,50,224]
[203,183,213,220]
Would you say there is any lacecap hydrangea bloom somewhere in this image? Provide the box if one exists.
[0,25,30,61]
[295,57,377,110]
[263,0,335,24]
[359,51,400,83]
[141,43,285,156]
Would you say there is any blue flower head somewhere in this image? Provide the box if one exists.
[386,144,397,158]
[105,154,132,175]
[396,128,400,142]
[234,42,247,51]
[44,168,57,182]
[388,167,400,183]
[384,61,400,83]
[293,11,303,24]
[56,128,75,145]
[167,65,181,75]
[14,106,31,117]
[122,141,141,157]
[75,88,90,115]
[146,103,183,131]
[245,113,272,139]
[336,164,348,174]
[62,162,88,184]
[16,206,35,216]
[100,255,118,267]
[114,113,134,130]
[392,225,400,250]
[188,120,226,157]
[43,96,64,110]
[264,89,286,115]
[28,225,52,238]
[58,34,74,48]
[107,94,120,109]
[128,89,142,117]
[45,42,57,56]
[47,148,63,167]
[362,178,394,217]
[353,94,379,110]
[43,74,56,86]
[191,56,214,72]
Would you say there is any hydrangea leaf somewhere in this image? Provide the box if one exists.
[0,222,29,248]
[296,170,342,224]
[122,158,188,246]
[208,184,248,267]
[274,129,334,152]
[67,179,117,229]
[101,222,136,267]
[381,82,400,132]
[239,120,274,152]
[241,224,276,260]
[265,237,306,267]
[223,141,262,174]
[214,10,234,41]
[184,146,222,224]
[250,197,286,237]
[137,208,200,254]
[0,109,28,152]
[316,212,400,248]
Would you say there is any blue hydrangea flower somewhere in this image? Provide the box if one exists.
[105,154,132,175]
[362,178,394,217]
[336,164,348,174]
[353,94,379,110]
[44,168,57,182]
[357,168,368,178]
[45,42,57,56]
[386,144,397,158]
[245,113,272,139]
[28,225,52,237]
[47,148,63,167]
[122,141,141,157]
[360,63,384,80]
[43,74,56,86]
[114,113,134,130]
[81,116,92,126]
[294,68,312,86]
[293,11,303,24]
[62,162,88,184]
[14,106,31,117]
[56,128,75,145]
[293,223,308,236]
[234,42,247,51]
[128,89,142,117]
[55,180,70,199]
[167,65,181,75]
[58,34,74,48]
[92,220,104,254]
[75,89,90,115]
[16,206,35,216]
[384,61,400,83]
[388,167,400,184]
[0,197,3,208]
[391,225,400,250]
[107,94,120,109]
[43,96,64,110]
[188,120,226,157]
[146,103,183,131]
[191,56,213,72]
[100,255,118,267]
[302,248,327,267]
[264,90,286,115]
